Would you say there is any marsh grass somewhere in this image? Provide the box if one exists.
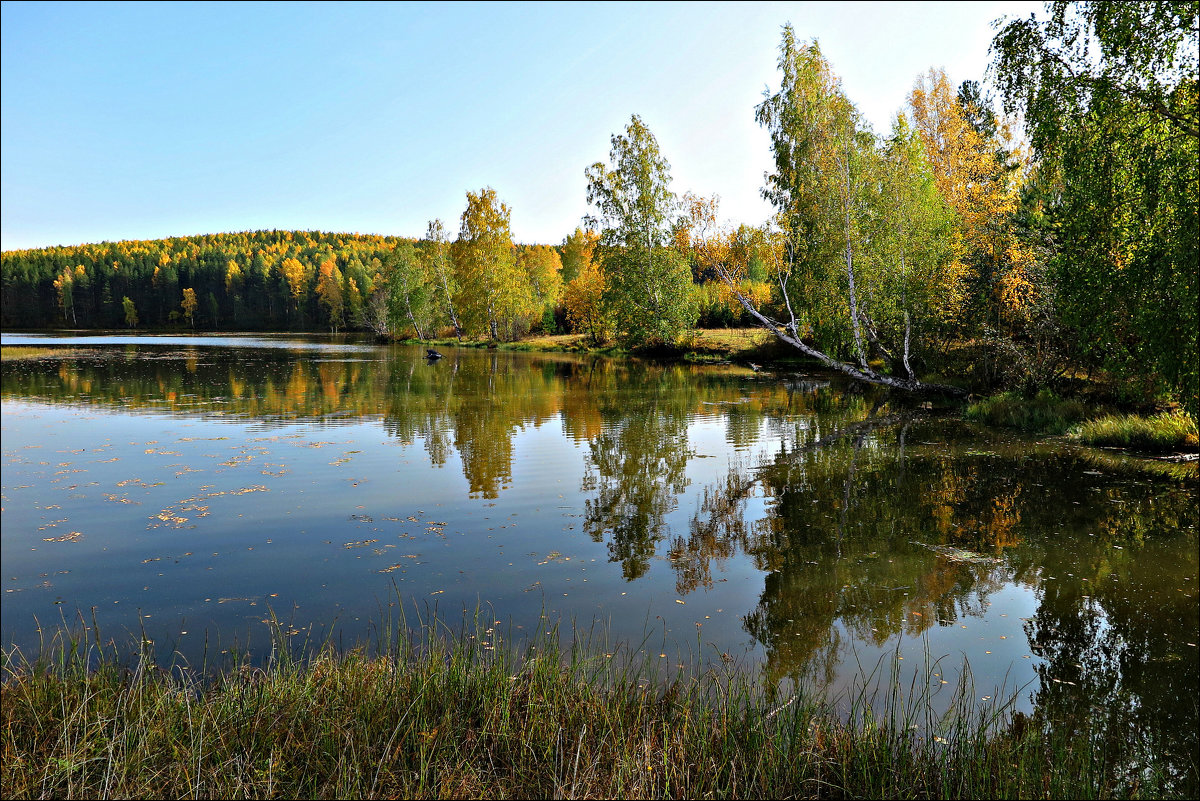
[1,606,1179,799]
[1071,410,1198,453]
[965,389,1093,435]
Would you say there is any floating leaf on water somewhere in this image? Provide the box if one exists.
[41,531,83,543]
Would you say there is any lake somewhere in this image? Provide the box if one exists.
[2,333,1196,782]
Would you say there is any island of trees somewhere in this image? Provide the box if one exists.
[2,2,1195,414]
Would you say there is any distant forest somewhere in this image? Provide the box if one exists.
[1,229,431,332]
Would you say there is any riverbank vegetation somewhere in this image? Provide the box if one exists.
[1073,410,1199,453]
[3,613,1188,800]
[2,2,1195,412]
[965,389,1092,435]
[964,390,1198,453]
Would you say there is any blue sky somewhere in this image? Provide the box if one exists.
[1,1,1042,251]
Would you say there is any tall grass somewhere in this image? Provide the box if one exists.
[1071,410,1198,453]
[1,607,1184,799]
[964,389,1092,435]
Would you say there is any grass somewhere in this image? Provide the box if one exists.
[2,608,1183,800]
[0,346,80,362]
[964,389,1094,435]
[1071,410,1198,453]
[965,389,1199,454]
[411,328,782,365]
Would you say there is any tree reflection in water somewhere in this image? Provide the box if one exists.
[683,407,1197,788]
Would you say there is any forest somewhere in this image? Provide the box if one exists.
[2,2,1195,413]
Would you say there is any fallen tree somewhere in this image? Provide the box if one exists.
[717,262,967,397]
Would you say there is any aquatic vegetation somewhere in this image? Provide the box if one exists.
[1071,410,1198,453]
[964,389,1092,434]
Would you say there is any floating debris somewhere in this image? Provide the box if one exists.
[42,531,83,543]
[378,556,420,573]
[911,542,1002,564]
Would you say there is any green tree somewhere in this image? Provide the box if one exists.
[865,115,959,379]
[387,241,433,340]
[585,114,697,347]
[993,1,1199,412]
[722,27,963,395]
[122,295,138,329]
[423,219,462,341]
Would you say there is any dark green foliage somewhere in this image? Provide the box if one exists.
[992,1,1200,414]
[1,230,416,332]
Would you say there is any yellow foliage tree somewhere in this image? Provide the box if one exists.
[908,69,1035,330]
[280,257,308,315]
[560,227,599,284]
[452,188,523,340]
[181,287,198,329]
[224,259,243,295]
[563,258,610,346]
[516,244,563,330]
[315,257,345,332]
[53,268,76,326]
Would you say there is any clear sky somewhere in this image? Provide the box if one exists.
[1,0,1043,251]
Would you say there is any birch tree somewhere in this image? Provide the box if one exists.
[716,26,964,395]
[422,219,463,341]
[452,188,522,340]
[387,241,433,340]
[585,114,697,347]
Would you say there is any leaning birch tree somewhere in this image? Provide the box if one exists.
[716,26,964,395]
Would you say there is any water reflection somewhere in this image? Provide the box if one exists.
[2,337,1196,787]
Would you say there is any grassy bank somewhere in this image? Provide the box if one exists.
[1071,409,1199,452]
[965,390,1198,454]
[414,327,784,365]
[964,389,1092,435]
[2,615,1181,800]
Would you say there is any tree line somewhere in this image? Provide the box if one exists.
[2,2,1195,412]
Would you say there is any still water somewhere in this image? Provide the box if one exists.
[2,334,1196,778]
